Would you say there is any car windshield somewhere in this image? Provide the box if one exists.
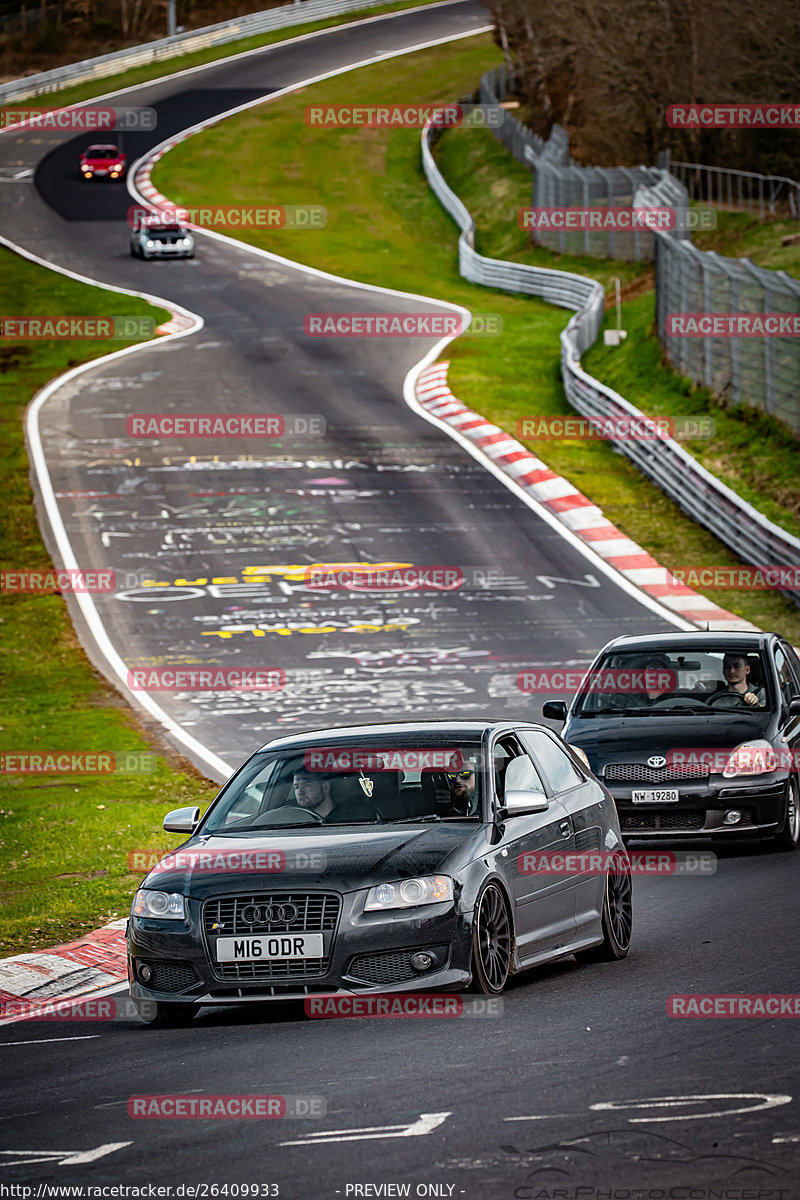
[86,146,118,156]
[202,738,484,832]
[572,646,772,715]
[147,225,183,235]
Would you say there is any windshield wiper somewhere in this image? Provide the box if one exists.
[389,814,442,823]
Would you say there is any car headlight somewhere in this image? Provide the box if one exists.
[722,740,778,778]
[568,745,591,769]
[364,875,453,911]
[181,238,192,247]
[132,888,185,919]
[145,240,155,249]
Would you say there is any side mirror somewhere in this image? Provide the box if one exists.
[542,700,567,721]
[502,788,550,816]
[163,806,200,834]
[789,696,800,716]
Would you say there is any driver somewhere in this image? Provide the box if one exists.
[293,767,335,819]
[292,767,376,822]
[720,653,764,707]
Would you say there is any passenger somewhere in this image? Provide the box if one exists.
[443,763,478,813]
[637,654,675,705]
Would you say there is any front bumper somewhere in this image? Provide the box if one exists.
[127,893,473,1007]
[609,777,788,837]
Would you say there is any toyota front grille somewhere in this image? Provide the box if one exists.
[605,762,708,784]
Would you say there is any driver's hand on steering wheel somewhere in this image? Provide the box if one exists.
[743,690,759,706]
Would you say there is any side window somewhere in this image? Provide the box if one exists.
[774,647,800,705]
[493,735,547,802]
[518,729,584,794]
[781,642,800,686]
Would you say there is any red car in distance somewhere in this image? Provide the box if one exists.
[80,144,126,180]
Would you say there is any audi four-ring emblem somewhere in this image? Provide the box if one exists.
[240,902,299,925]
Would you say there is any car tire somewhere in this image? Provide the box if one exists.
[132,998,196,1027]
[129,245,136,256]
[469,882,512,994]
[575,852,632,962]
[771,778,800,852]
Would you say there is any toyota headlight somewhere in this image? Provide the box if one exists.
[568,745,591,770]
[722,740,777,778]
[132,888,185,919]
[364,875,453,911]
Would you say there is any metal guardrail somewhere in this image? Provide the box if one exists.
[422,118,800,604]
[669,159,800,221]
[0,0,394,104]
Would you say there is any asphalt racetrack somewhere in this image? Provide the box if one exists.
[1,4,798,1195]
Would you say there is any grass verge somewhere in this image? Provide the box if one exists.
[0,246,217,956]
[6,0,449,111]
[152,35,800,641]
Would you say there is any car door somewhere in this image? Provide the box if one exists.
[492,732,577,962]
[518,727,608,940]
[774,641,800,768]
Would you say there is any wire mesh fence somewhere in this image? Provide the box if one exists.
[481,64,800,435]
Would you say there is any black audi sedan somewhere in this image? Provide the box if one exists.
[128,720,631,1024]
[544,631,800,850]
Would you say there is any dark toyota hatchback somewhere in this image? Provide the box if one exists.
[128,721,631,1024]
[545,632,800,849]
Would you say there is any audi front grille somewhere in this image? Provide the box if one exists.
[203,892,341,982]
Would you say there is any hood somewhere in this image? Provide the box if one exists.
[142,824,479,898]
[83,153,124,163]
[564,711,772,768]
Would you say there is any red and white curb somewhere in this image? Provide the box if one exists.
[0,919,127,1016]
[416,362,757,631]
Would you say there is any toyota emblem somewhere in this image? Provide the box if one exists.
[240,902,299,926]
[647,755,667,768]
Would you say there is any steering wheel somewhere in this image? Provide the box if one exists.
[708,691,749,707]
[252,805,323,826]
